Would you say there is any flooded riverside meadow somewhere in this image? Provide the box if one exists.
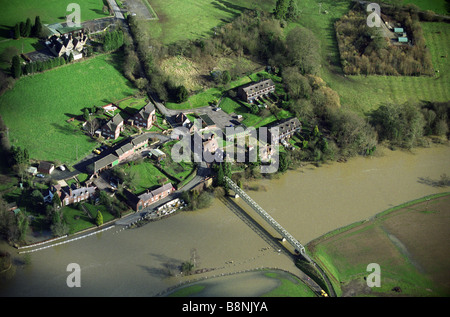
[0,144,449,296]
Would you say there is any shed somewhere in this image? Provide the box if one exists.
[150,148,166,161]
[27,166,38,175]
[38,161,55,174]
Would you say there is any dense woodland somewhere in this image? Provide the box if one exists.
[336,3,434,76]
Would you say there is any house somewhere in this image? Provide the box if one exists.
[124,183,175,211]
[101,114,124,140]
[57,185,97,206]
[115,142,134,161]
[267,117,301,143]
[131,134,149,151]
[45,30,87,58]
[114,134,149,161]
[202,133,218,156]
[130,102,156,129]
[38,161,55,174]
[238,79,275,103]
[87,134,150,175]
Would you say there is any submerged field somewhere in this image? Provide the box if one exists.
[308,193,450,297]
[0,53,138,165]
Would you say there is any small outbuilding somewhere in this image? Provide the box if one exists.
[38,161,55,174]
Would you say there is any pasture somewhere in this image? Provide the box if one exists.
[0,52,138,165]
[150,0,449,113]
[402,0,449,15]
[147,0,276,44]
[308,193,450,297]
[0,0,110,54]
[288,0,450,113]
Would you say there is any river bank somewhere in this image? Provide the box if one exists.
[0,144,449,296]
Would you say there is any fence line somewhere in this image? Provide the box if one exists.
[18,226,115,254]
[18,235,68,249]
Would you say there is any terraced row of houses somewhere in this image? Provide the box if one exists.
[87,133,151,175]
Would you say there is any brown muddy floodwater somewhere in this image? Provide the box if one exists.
[0,145,449,297]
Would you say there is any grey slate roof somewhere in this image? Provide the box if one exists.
[240,79,275,95]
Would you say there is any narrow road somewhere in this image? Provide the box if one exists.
[107,0,124,19]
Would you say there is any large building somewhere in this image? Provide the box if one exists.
[238,79,275,103]
[267,117,301,143]
[124,183,175,211]
[86,134,150,175]
[45,30,87,60]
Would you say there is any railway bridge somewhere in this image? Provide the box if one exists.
[224,177,312,263]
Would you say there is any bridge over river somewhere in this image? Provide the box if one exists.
[224,177,336,296]
[224,177,312,262]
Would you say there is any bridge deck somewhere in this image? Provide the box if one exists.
[225,177,311,262]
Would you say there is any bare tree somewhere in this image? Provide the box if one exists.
[84,115,100,137]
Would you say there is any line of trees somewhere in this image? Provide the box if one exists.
[103,29,125,52]
[11,54,74,79]
[13,16,43,39]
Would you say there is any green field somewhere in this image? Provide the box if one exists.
[402,0,449,15]
[120,160,170,195]
[308,193,450,297]
[148,0,276,44]
[152,0,449,114]
[290,0,450,113]
[0,53,138,165]
[0,0,110,54]
[167,269,317,297]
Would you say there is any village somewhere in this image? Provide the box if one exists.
[8,52,302,236]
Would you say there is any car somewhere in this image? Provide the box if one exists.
[59,165,66,171]
[36,174,44,178]
[93,149,101,155]
[214,107,221,111]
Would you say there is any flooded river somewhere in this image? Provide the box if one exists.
[0,145,449,296]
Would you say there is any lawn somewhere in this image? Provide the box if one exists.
[308,193,450,297]
[160,141,196,181]
[0,52,138,165]
[148,0,276,45]
[62,205,95,234]
[120,160,170,195]
[0,0,110,54]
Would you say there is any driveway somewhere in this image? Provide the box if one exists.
[107,0,124,19]
[121,0,157,20]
